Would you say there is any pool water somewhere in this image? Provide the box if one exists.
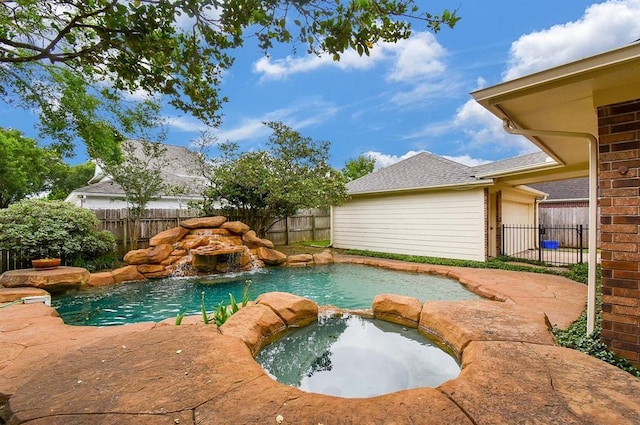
[52,263,481,326]
[256,314,461,398]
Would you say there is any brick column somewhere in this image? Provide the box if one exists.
[598,99,640,365]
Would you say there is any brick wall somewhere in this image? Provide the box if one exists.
[598,99,640,365]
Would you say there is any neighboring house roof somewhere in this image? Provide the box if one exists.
[67,140,206,200]
[347,151,553,195]
[527,177,589,201]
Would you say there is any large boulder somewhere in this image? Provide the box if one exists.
[286,253,314,267]
[111,265,146,284]
[242,230,274,249]
[87,272,116,287]
[0,267,89,293]
[221,220,251,235]
[149,226,189,246]
[256,292,318,327]
[0,287,50,303]
[123,244,173,265]
[220,304,287,355]
[255,247,287,265]
[313,249,334,265]
[137,264,171,279]
[373,294,423,328]
[189,228,231,236]
[180,216,227,229]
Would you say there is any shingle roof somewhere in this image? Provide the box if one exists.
[346,152,485,194]
[527,177,589,200]
[472,151,552,176]
[347,150,554,195]
[73,140,206,198]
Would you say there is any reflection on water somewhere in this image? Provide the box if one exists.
[52,264,481,326]
[256,314,461,398]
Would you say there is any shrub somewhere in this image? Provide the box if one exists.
[0,199,116,262]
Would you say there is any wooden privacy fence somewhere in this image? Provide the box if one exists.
[93,208,331,254]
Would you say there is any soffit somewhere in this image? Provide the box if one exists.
[472,43,640,179]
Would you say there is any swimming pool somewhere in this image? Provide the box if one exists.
[256,313,461,398]
[52,263,482,326]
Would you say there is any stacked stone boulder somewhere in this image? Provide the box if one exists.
[88,216,333,286]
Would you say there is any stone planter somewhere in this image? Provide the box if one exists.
[32,258,61,270]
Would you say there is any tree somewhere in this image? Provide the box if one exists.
[198,122,349,236]
[0,1,459,154]
[0,127,60,207]
[99,139,182,249]
[0,199,115,262]
[343,154,376,181]
[47,161,96,201]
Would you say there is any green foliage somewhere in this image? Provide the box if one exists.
[201,291,210,325]
[71,252,123,273]
[0,127,61,207]
[100,139,185,249]
[553,264,640,378]
[213,301,232,327]
[344,249,563,275]
[0,199,115,262]
[342,154,376,182]
[197,122,349,236]
[48,161,96,201]
[1,1,459,154]
[183,280,253,326]
[175,311,187,326]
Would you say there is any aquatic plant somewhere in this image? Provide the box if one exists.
[176,279,252,326]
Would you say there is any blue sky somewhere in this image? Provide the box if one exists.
[2,0,640,169]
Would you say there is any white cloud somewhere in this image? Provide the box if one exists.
[163,116,209,132]
[364,150,423,169]
[404,99,538,155]
[363,149,491,169]
[213,99,338,143]
[253,47,387,80]
[504,0,640,80]
[453,99,537,154]
[442,154,491,167]
[386,32,447,82]
[253,31,448,83]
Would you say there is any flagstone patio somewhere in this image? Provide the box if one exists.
[1,255,639,424]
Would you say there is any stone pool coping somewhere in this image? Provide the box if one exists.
[1,255,640,424]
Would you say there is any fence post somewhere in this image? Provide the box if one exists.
[578,225,584,264]
[312,215,316,241]
[501,224,505,256]
[285,216,290,245]
[538,224,544,263]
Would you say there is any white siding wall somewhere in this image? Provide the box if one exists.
[501,190,537,254]
[66,194,195,210]
[332,189,486,261]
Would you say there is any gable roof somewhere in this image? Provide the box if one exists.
[70,140,205,199]
[472,152,553,177]
[346,152,484,194]
[347,151,554,195]
[527,177,589,201]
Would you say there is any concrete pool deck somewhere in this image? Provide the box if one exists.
[1,255,640,424]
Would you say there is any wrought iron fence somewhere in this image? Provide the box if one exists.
[502,224,588,266]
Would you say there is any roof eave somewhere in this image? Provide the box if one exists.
[348,179,493,196]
